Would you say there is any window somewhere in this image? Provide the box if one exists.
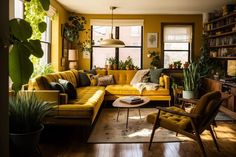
[162,24,193,68]
[40,16,51,65]
[14,0,24,18]
[92,25,142,69]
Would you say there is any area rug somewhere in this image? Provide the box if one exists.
[88,108,191,143]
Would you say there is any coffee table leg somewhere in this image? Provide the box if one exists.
[116,108,120,121]
[126,108,129,129]
[138,108,141,119]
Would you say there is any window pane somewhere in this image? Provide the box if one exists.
[119,26,141,46]
[119,48,141,68]
[40,42,49,65]
[164,51,188,68]
[92,48,115,68]
[164,43,189,50]
[41,16,51,42]
[93,26,115,46]
[14,0,23,18]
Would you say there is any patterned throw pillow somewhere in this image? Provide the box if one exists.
[87,74,99,86]
[49,82,65,93]
[97,75,114,86]
[130,69,150,85]
[58,79,77,99]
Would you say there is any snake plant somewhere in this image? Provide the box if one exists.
[183,62,200,91]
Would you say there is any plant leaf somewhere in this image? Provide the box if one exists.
[39,0,50,11]
[9,44,34,92]
[9,18,32,41]
[38,22,47,33]
[28,40,44,58]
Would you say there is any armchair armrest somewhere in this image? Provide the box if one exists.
[156,106,200,118]
[59,93,68,104]
[178,98,199,104]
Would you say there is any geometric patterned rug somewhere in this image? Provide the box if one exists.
[88,108,235,143]
[88,108,190,143]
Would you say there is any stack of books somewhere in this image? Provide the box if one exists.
[120,96,144,104]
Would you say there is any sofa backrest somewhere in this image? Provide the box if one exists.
[107,70,137,85]
[28,70,78,90]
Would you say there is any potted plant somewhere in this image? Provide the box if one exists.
[125,56,134,70]
[174,61,182,69]
[63,15,86,43]
[183,62,200,99]
[9,92,52,156]
[110,57,118,70]
[147,51,160,68]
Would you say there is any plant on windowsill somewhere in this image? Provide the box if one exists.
[173,61,182,69]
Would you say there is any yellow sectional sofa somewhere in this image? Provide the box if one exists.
[26,69,170,126]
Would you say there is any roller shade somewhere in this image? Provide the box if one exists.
[90,19,144,26]
[164,25,192,43]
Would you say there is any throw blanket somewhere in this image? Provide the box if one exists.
[133,83,159,94]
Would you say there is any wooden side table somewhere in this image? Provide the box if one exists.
[112,97,150,129]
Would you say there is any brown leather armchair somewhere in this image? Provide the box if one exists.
[147,91,228,157]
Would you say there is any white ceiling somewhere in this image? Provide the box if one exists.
[57,0,236,14]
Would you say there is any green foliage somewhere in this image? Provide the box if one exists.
[118,56,134,70]
[24,0,48,40]
[183,62,200,93]
[9,92,52,133]
[118,60,126,70]
[63,15,86,43]
[173,61,182,67]
[148,51,160,68]
[106,57,117,65]
[31,63,55,78]
[9,19,44,92]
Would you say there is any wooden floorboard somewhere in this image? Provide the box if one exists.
[40,122,236,157]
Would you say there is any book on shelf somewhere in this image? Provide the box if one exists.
[120,96,144,104]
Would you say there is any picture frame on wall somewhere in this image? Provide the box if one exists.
[147,33,158,48]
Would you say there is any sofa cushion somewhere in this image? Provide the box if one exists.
[150,68,163,84]
[130,69,150,85]
[108,70,137,84]
[106,85,169,96]
[87,74,99,86]
[59,70,77,88]
[97,75,114,86]
[58,79,77,99]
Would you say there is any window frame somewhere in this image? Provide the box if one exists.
[90,25,143,69]
[161,23,194,67]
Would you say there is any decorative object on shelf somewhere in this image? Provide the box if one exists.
[147,33,158,48]
[183,62,200,99]
[100,6,125,48]
[147,51,160,68]
[78,30,92,59]
[68,49,78,69]
[63,15,86,43]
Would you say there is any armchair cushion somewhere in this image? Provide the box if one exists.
[147,106,191,130]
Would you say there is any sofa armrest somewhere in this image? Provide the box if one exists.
[59,93,68,104]
[163,75,170,90]
[19,90,60,105]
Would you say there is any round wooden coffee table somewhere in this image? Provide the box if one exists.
[112,96,150,129]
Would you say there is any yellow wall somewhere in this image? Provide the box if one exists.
[78,14,203,70]
[50,0,68,71]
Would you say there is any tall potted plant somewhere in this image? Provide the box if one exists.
[183,62,200,99]
[9,92,52,156]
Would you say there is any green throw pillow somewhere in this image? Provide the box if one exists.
[150,68,163,84]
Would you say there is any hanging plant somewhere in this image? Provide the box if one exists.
[63,15,87,43]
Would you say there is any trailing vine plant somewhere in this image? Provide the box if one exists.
[24,0,51,77]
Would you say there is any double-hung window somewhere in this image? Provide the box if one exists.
[91,20,143,69]
[162,24,193,68]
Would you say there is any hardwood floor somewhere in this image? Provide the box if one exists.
[40,122,236,157]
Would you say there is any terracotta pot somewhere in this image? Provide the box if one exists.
[169,64,173,69]
[183,62,189,69]
[113,64,118,70]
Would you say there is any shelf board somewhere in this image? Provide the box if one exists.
[208,31,236,38]
[205,21,236,32]
[205,11,236,24]
[210,57,236,60]
[209,44,236,48]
